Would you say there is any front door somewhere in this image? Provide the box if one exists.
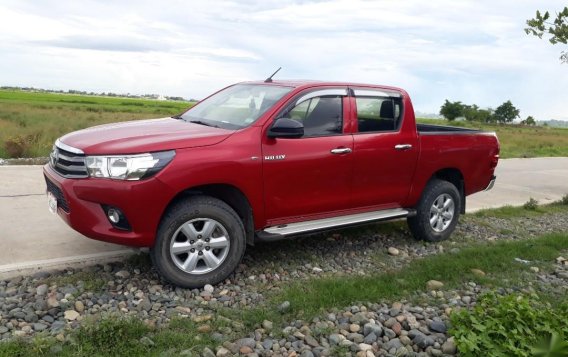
[262,89,353,224]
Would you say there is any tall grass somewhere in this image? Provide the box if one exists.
[0,90,190,114]
[0,90,193,158]
[417,118,568,159]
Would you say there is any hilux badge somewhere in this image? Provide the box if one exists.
[264,155,286,161]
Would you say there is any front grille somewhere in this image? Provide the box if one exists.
[50,144,88,178]
[45,176,70,212]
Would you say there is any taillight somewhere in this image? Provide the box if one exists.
[490,155,499,168]
[490,147,500,168]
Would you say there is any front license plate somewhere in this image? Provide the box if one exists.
[47,191,57,214]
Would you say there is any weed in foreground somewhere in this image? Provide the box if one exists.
[524,197,539,210]
[450,292,568,357]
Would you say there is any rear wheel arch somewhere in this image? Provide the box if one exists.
[408,178,461,242]
[431,168,465,214]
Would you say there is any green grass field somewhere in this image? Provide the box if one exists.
[1,89,567,159]
[0,90,193,158]
[417,118,568,159]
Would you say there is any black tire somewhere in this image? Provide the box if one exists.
[407,179,461,242]
[150,196,246,288]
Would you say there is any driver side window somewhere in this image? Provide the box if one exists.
[285,95,343,137]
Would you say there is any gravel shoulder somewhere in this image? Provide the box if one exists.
[1,204,567,356]
[0,157,49,166]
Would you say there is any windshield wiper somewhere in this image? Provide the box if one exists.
[189,120,219,128]
[171,115,183,119]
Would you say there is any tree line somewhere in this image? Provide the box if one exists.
[439,100,536,125]
[437,6,565,126]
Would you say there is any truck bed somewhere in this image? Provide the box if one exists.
[417,123,482,134]
[415,124,498,197]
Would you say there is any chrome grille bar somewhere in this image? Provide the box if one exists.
[50,140,88,178]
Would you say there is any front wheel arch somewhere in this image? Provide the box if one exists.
[157,183,255,247]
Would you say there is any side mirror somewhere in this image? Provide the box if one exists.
[268,118,304,138]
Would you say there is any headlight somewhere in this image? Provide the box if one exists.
[85,150,175,180]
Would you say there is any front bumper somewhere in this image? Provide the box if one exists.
[43,164,175,247]
[484,175,497,191]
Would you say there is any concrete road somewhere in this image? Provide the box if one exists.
[0,166,136,278]
[1,157,567,279]
[466,157,568,211]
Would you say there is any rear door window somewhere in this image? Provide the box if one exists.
[355,95,402,133]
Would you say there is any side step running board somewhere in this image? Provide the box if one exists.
[258,208,410,240]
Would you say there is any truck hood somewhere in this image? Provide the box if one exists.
[59,117,234,155]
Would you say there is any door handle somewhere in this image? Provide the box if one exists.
[330,148,352,154]
[394,144,413,150]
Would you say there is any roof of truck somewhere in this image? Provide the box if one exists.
[241,80,405,93]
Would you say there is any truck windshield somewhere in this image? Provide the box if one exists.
[180,84,292,130]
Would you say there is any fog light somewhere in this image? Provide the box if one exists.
[107,208,120,223]
[101,205,131,231]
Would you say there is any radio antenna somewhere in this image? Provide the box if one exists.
[264,67,282,83]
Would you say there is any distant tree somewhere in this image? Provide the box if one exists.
[478,109,494,123]
[521,116,536,126]
[462,104,478,121]
[440,100,464,121]
[525,7,568,63]
[485,109,498,124]
[493,100,520,124]
[462,104,495,123]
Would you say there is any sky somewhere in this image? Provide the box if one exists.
[0,0,566,120]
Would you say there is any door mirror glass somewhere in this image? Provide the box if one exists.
[268,118,304,138]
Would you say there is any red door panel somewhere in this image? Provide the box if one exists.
[351,131,418,208]
[349,92,419,208]
[262,135,353,223]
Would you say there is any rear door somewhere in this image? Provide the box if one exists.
[262,88,353,223]
[350,88,419,208]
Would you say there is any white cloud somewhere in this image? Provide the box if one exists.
[0,0,566,120]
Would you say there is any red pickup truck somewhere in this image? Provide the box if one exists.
[44,80,499,287]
